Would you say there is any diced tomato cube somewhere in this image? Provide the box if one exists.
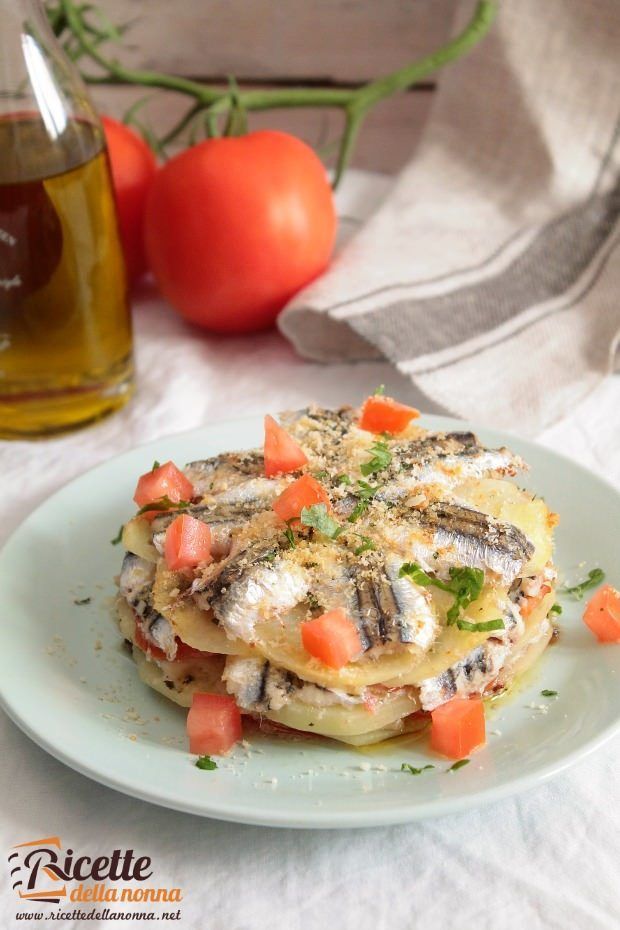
[264,414,308,477]
[583,585,620,643]
[187,693,243,755]
[430,696,486,759]
[301,608,362,669]
[272,474,330,524]
[164,514,212,571]
[134,461,194,510]
[359,395,420,434]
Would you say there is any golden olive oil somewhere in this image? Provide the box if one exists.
[0,117,133,437]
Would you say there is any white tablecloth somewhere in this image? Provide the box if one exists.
[1,172,619,930]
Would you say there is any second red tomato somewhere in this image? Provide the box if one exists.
[102,116,157,282]
[144,131,337,333]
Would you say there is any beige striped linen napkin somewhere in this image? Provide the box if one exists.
[279,0,620,434]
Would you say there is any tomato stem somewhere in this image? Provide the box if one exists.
[53,0,497,183]
[159,102,204,148]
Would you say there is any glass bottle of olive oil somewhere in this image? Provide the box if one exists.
[0,0,133,438]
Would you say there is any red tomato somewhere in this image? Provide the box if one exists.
[583,585,620,643]
[164,514,212,571]
[187,693,243,755]
[102,116,157,282]
[133,461,194,511]
[264,414,308,477]
[144,131,337,333]
[359,395,420,434]
[430,697,486,759]
[175,641,214,662]
[272,474,330,524]
[301,609,362,669]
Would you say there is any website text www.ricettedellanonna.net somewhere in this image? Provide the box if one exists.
[14,906,182,921]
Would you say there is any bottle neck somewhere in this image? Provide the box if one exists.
[0,0,100,141]
[0,0,50,36]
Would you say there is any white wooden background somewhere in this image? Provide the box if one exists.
[90,0,459,173]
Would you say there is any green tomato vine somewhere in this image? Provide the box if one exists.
[47,0,497,185]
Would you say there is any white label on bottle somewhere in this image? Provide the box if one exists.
[0,228,17,248]
[0,274,21,291]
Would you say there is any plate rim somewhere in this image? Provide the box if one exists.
[2,688,620,829]
[1,412,619,829]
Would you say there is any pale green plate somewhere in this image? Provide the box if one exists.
[1,415,619,828]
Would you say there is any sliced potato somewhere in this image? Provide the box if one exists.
[255,636,424,693]
[117,595,137,640]
[336,723,408,746]
[455,478,554,574]
[168,601,255,656]
[122,516,158,562]
[263,689,419,738]
[134,648,226,708]
[336,713,428,746]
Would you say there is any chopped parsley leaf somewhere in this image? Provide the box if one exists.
[283,525,297,549]
[401,763,434,775]
[313,470,328,479]
[348,500,369,523]
[399,562,441,587]
[152,460,161,471]
[195,755,218,771]
[354,536,376,556]
[301,503,342,539]
[73,597,91,606]
[110,524,124,545]
[447,759,470,772]
[347,480,381,523]
[541,689,558,697]
[563,568,605,600]
[360,439,392,477]
[135,496,190,517]
[374,384,386,395]
[336,474,352,486]
[400,563,486,628]
[456,617,505,633]
[549,603,562,616]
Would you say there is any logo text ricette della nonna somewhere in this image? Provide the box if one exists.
[8,836,182,905]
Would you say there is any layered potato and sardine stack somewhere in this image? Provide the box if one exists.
[116,399,558,752]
